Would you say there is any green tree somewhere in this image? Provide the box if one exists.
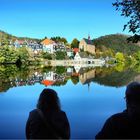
[134,51,140,63]
[55,51,66,60]
[51,37,68,44]
[113,0,140,42]
[60,37,68,44]
[71,38,80,48]
[115,52,125,63]
[42,52,52,60]
[17,46,30,62]
[0,46,18,64]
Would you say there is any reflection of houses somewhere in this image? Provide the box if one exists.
[79,36,95,54]
[41,39,56,54]
[13,72,44,86]
[42,71,65,86]
[43,72,56,81]
[67,67,74,76]
[74,65,81,73]
[42,80,55,86]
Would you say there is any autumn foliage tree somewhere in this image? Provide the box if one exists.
[113,0,140,42]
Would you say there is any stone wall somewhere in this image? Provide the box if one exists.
[79,39,96,54]
[85,44,96,54]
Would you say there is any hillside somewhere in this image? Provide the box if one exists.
[93,34,140,55]
[0,30,40,43]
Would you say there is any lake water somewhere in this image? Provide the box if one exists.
[0,65,139,139]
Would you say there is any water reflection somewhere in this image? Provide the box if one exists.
[0,64,140,93]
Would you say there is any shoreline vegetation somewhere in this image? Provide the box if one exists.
[0,30,140,68]
[0,64,140,93]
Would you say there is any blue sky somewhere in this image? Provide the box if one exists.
[0,0,131,42]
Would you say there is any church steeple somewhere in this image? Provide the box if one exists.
[88,34,91,44]
[88,34,90,40]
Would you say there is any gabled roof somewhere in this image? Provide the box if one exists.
[78,52,89,58]
[83,38,94,45]
[66,48,73,52]
[75,52,93,59]
[73,48,79,53]
[41,39,55,45]
[15,39,25,44]
[72,73,80,76]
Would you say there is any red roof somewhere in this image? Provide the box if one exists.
[41,39,54,45]
[72,73,80,76]
[42,80,55,86]
[73,48,79,53]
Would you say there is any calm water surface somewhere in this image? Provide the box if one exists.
[0,65,139,139]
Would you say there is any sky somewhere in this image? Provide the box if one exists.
[0,0,132,42]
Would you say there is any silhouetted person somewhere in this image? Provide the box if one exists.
[26,88,70,139]
[96,82,140,139]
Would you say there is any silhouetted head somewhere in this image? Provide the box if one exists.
[125,82,140,115]
[37,88,61,112]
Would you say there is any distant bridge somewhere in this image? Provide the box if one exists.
[45,59,105,67]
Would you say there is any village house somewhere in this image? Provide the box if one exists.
[74,52,91,61]
[66,48,74,58]
[41,38,56,54]
[79,36,96,54]
[74,52,97,66]
[55,42,66,52]
[14,39,27,48]
[28,40,43,54]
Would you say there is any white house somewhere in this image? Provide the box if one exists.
[74,52,82,61]
[41,38,56,54]
[66,48,74,58]
[74,52,88,61]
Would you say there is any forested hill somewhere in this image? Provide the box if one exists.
[0,30,39,42]
[93,34,140,55]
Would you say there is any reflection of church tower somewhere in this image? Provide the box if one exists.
[88,82,90,93]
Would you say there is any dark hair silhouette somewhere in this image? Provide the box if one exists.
[125,82,140,106]
[96,81,140,139]
[125,82,140,116]
[37,88,61,113]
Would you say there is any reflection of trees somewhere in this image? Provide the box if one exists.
[0,65,23,92]
[1,65,140,93]
[93,68,139,87]
[53,79,68,86]
[55,66,67,75]
[0,65,43,93]
[71,76,79,85]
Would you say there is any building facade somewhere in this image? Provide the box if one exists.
[79,36,96,54]
[41,38,56,54]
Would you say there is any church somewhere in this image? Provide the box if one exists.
[79,35,96,54]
